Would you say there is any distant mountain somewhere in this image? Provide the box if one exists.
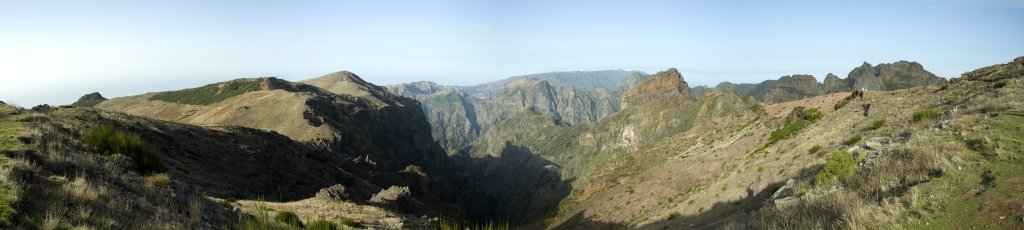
[70,92,107,107]
[386,70,650,154]
[462,70,639,98]
[714,60,946,103]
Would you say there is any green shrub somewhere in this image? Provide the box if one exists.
[871,119,886,130]
[844,135,862,146]
[307,219,338,230]
[912,109,940,123]
[274,211,303,227]
[149,79,263,105]
[83,125,162,174]
[763,108,823,149]
[939,84,949,91]
[995,79,1011,88]
[815,151,856,186]
[808,144,821,155]
[439,219,508,230]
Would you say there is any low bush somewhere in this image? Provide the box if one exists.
[912,109,940,123]
[871,119,886,130]
[844,135,862,146]
[274,211,303,227]
[994,79,1011,88]
[808,144,822,155]
[815,151,856,187]
[83,125,162,174]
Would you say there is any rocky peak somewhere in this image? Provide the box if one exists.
[621,68,692,109]
[71,92,108,107]
[823,73,849,94]
[847,60,945,91]
[763,74,822,103]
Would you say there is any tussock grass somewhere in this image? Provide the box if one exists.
[844,135,862,146]
[911,109,939,123]
[871,119,886,130]
[759,190,867,229]
[847,147,946,201]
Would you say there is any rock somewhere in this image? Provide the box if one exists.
[762,75,822,103]
[315,184,350,202]
[369,186,411,204]
[769,179,796,201]
[773,197,802,210]
[937,120,952,129]
[865,139,885,150]
[862,103,871,117]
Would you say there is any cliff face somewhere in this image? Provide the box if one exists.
[847,60,946,91]
[386,70,648,154]
[823,73,850,93]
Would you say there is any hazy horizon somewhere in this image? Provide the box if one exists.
[2,0,1023,106]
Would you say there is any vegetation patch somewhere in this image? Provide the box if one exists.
[0,176,17,226]
[912,109,940,123]
[308,219,339,230]
[808,144,822,155]
[440,219,510,230]
[815,151,856,187]
[994,79,1011,88]
[0,106,24,152]
[149,78,263,105]
[273,211,303,228]
[871,119,886,130]
[83,125,163,174]
[844,135,862,146]
[761,108,823,152]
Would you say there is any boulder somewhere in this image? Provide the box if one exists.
[773,197,802,210]
[369,186,411,204]
[865,138,886,150]
[315,184,350,202]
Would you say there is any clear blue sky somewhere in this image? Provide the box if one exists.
[2,0,1023,106]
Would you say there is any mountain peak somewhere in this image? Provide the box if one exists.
[620,68,692,109]
[71,92,107,107]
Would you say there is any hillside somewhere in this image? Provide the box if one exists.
[0,104,439,229]
[547,56,1023,229]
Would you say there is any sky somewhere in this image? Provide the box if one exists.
[1,0,1023,106]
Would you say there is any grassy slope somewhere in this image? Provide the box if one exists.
[903,112,1024,229]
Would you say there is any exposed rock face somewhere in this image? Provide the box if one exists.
[721,60,946,103]
[823,73,850,94]
[71,92,107,107]
[386,70,647,154]
[762,75,822,103]
[847,61,946,91]
[621,68,692,109]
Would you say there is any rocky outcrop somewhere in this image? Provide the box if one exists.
[762,75,823,103]
[847,61,946,91]
[720,60,946,103]
[621,68,692,109]
[71,92,107,107]
[823,73,850,94]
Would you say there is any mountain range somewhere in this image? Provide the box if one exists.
[0,57,1020,229]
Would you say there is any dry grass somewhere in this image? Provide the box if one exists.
[846,147,947,202]
[759,190,866,229]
